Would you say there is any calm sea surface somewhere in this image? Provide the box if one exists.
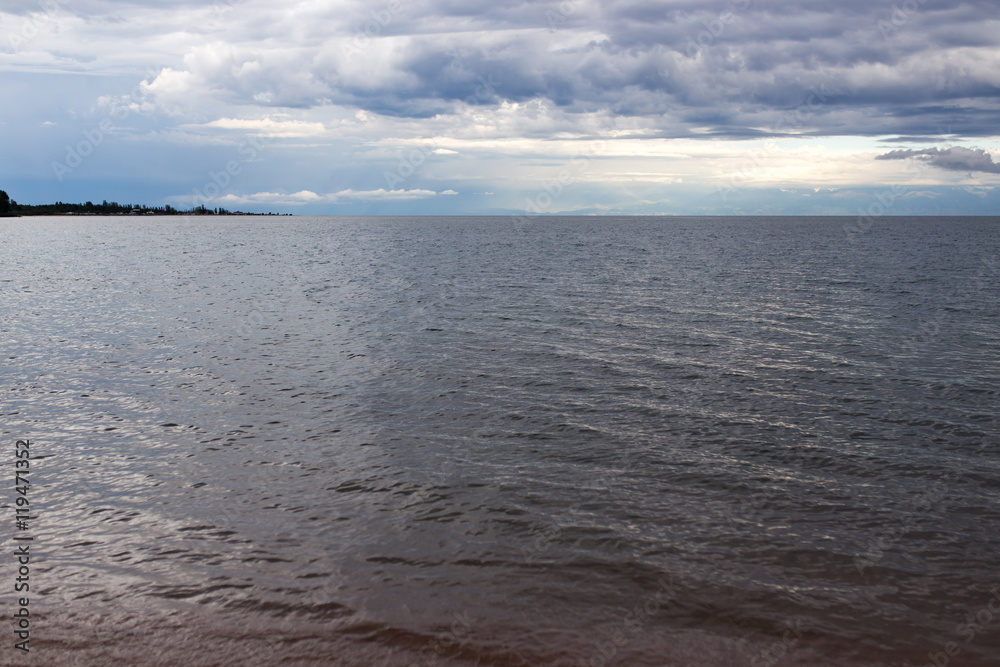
[1,216,998,666]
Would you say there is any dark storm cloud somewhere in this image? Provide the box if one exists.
[13,0,1000,140]
[876,146,1000,173]
[293,0,1000,138]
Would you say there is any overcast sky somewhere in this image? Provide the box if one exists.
[2,0,999,214]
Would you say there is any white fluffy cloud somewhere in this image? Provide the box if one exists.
[189,188,460,206]
[199,117,328,137]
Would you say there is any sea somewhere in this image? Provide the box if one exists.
[1,215,998,666]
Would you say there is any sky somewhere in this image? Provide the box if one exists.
[1,0,999,215]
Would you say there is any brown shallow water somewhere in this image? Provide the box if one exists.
[1,215,999,666]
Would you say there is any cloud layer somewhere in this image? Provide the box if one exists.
[877,146,1000,174]
[8,0,1000,137]
[195,188,459,206]
[1,0,998,213]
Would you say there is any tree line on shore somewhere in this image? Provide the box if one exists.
[0,190,280,217]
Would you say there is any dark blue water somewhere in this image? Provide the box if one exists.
[1,216,998,666]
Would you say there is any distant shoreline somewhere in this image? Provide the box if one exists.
[6,204,284,217]
[0,191,287,216]
[7,211,286,216]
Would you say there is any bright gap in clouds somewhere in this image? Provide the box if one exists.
[1,0,998,214]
